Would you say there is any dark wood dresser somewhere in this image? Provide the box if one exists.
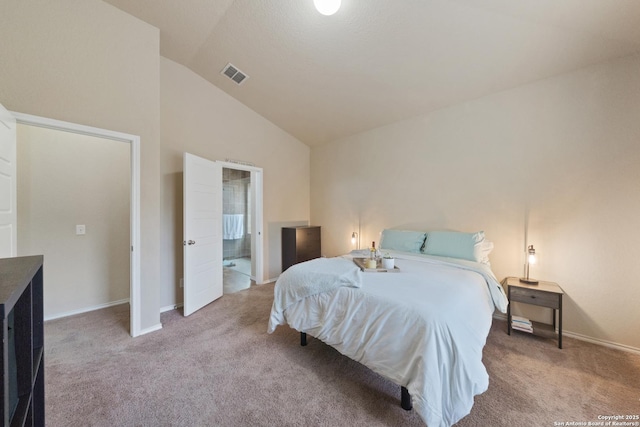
[281,226,321,271]
[0,255,45,426]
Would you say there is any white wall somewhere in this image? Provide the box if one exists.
[311,53,640,351]
[0,0,162,332]
[160,57,310,308]
[17,125,130,319]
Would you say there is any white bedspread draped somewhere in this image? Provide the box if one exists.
[268,251,507,427]
[268,257,362,333]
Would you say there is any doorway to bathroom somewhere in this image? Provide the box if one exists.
[183,155,264,315]
[222,166,253,294]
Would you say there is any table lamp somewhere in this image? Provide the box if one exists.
[520,245,539,284]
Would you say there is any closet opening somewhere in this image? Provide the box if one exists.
[12,112,142,337]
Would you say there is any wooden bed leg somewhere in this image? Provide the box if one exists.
[300,332,307,346]
[401,386,412,411]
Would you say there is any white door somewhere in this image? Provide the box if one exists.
[0,103,16,258]
[183,152,223,316]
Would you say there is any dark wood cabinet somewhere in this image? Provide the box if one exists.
[0,256,44,427]
[282,226,321,271]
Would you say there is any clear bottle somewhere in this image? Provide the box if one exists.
[370,241,376,260]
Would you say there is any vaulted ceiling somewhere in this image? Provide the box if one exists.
[104,0,640,146]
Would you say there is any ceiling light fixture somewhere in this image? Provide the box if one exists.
[313,0,341,16]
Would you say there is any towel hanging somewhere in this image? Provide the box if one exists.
[223,214,244,240]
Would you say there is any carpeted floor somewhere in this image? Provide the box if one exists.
[44,282,640,426]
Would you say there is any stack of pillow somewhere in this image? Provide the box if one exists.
[379,229,494,265]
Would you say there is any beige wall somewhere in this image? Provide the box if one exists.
[0,1,162,332]
[7,1,634,350]
[160,57,310,308]
[0,1,310,326]
[17,125,130,319]
[311,53,640,351]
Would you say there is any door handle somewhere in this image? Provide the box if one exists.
[187,240,196,245]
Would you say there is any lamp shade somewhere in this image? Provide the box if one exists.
[314,0,341,15]
[527,245,537,264]
[520,245,539,284]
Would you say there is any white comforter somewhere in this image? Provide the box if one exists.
[268,257,362,333]
[268,251,508,427]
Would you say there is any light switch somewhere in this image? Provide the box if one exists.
[76,225,86,235]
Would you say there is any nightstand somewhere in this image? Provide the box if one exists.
[502,276,564,349]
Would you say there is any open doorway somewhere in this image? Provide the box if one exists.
[222,167,252,294]
[182,155,264,315]
[217,161,263,294]
[17,124,130,327]
[12,112,142,336]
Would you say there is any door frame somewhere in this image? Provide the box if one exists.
[218,161,264,284]
[0,104,16,257]
[11,112,142,337]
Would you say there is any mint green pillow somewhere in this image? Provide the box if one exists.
[379,229,426,253]
[423,231,484,261]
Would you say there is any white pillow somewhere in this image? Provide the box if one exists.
[474,239,494,265]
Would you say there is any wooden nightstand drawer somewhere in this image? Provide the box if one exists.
[509,287,560,309]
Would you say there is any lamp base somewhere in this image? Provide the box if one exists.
[519,277,539,285]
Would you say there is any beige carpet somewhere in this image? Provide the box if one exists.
[44,283,640,426]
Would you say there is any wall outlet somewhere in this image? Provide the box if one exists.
[76,224,86,235]
[179,278,184,288]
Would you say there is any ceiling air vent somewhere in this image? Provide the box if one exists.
[221,63,248,85]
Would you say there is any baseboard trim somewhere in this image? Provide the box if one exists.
[562,330,640,356]
[44,299,130,322]
[161,303,183,313]
[258,278,277,285]
[138,323,162,336]
[493,313,640,355]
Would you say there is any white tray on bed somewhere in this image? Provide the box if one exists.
[352,257,400,273]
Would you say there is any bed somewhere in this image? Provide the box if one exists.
[268,230,508,427]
